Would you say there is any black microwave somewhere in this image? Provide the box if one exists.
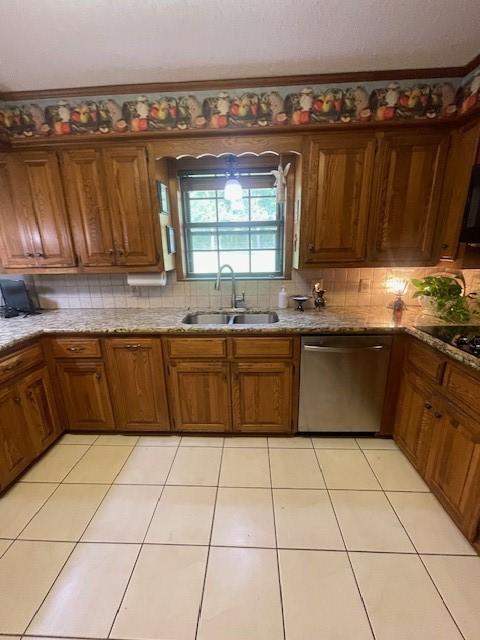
[460,165,480,243]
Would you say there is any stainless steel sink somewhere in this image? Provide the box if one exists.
[182,312,230,324]
[181,311,279,325]
[232,312,279,324]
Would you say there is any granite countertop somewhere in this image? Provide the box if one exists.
[1,306,479,371]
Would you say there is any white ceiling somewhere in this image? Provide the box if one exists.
[0,0,479,92]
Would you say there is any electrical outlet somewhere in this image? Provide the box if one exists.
[358,278,370,293]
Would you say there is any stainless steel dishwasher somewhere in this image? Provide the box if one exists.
[298,335,392,432]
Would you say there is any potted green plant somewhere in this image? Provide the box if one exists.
[411,272,479,323]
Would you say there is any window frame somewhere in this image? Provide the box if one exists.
[175,158,294,281]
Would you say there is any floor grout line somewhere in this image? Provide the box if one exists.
[193,438,225,640]
[312,445,377,640]
[106,440,183,639]
[267,445,287,640]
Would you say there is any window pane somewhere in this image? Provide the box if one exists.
[250,197,277,221]
[250,227,278,249]
[189,228,218,250]
[251,250,277,273]
[187,197,217,223]
[219,251,250,273]
[218,198,249,222]
[219,228,249,250]
[189,190,217,198]
[191,251,219,274]
[250,187,276,197]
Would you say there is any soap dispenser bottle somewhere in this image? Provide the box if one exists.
[278,286,288,309]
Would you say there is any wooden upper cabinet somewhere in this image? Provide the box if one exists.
[102,146,158,266]
[0,153,37,268]
[61,148,115,266]
[368,130,448,264]
[105,338,170,431]
[0,151,75,268]
[231,361,294,433]
[20,151,76,267]
[439,121,480,260]
[302,133,376,264]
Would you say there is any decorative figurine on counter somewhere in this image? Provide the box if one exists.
[291,295,311,312]
[385,276,408,324]
[313,281,326,310]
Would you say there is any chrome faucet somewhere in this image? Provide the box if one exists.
[214,264,245,309]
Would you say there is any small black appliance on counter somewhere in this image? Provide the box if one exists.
[0,278,40,318]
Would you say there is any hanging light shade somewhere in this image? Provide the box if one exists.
[224,155,243,202]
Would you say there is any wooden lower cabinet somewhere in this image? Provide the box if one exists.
[18,367,61,454]
[0,384,36,489]
[168,361,231,432]
[426,402,480,542]
[231,361,294,433]
[393,367,435,473]
[105,338,170,431]
[56,360,114,430]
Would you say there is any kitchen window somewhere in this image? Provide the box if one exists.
[178,164,289,279]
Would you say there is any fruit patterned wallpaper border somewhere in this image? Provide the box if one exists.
[0,62,479,140]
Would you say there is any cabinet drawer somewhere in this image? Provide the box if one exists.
[406,340,446,383]
[0,343,44,384]
[165,337,227,359]
[443,363,480,417]
[231,337,294,359]
[50,337,102,358]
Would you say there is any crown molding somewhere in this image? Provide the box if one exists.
[1,55,478,102]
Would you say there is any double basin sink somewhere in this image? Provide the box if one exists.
[182,311,279,325]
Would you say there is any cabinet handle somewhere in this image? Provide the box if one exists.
[108,249,115,255]
[14,396,21,404]
[36,252,46,258]
[424,402,432,410]
[434,411,443,419]
[27,390,34,400]
[25,252,35,258]
[95,373,102,381]
[125,344,142,350]
[67,346,84,352]
[308,243,314,253]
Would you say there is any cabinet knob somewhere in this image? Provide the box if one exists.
[95,373,102,381]
[424,402,432,410]
[14,396,21,404]
[36,252,46,258]
[25,252,35,258]
[434,411,443,419]
[67,346,84,352]
[308,243,315,253]
[27,390,34,400]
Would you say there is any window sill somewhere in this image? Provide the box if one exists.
[177,275,289,282]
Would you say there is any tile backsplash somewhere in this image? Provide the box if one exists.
[31,268,480,310]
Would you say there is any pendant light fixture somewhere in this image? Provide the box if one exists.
[224,155,243,203]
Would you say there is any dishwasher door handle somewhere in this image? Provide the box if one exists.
[303,344,385,353]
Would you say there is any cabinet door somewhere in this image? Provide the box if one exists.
[427,403,480,541]
[0,153,38,268]
[61,148,115,266]
[56,361,114,430]
[0,384,35,488]
[303,133,376,264]
[102,146,158,266]
[369,131,448,264]
[231,361,294,433]
[18,367,61,455]
[439,121,480,260]
[105,338,170,431]
[168,361,230,432]
[18,151,76,267]
[393,369,434,472]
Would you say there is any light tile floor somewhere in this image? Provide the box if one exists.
[0,434,478,640]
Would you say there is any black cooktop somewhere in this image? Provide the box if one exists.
[417,326,480,357]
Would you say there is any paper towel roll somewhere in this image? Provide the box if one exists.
[127,272,167,287]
